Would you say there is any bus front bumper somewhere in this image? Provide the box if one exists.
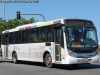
[65,54,99,64]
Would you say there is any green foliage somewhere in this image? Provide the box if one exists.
[0,17,37,34]
[0,17,37,45]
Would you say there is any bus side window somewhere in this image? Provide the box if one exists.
[22,30,29,43]
[13,31,21,44]
[9,32,14,44]
[39,27,46,42]
[30,28,39,43]
[56,29,60,44]
[1,34,4,45]
[55,28,64,48]
[46,26,51,42]
[60,29,64,47]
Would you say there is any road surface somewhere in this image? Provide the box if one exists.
[0,57,100,75]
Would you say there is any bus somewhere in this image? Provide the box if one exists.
[1,18,99,68]
[98,43,100,48]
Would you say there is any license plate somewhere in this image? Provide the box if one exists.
[83,58,88,62]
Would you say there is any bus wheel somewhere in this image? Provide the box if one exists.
[12,53,18,64]
[45,54,53,68]
[71,64,79,67]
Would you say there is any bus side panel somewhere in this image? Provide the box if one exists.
[8,44,24,60]
[1,45,4,58]
[45,42,54,62]
[61,47,65,64]
[51,42,55,63]
[29,42,53,62]
[18,44,30,61]
[30,43,46,62]
[8,44,13,59]
[14,44,23,60]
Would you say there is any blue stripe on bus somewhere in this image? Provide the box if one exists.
[30,25,37,28]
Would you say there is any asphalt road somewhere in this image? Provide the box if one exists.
[0,57,100,75]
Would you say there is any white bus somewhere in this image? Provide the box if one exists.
[1,18,99,68]
[98,43,100,48]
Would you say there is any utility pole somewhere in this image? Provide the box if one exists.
[3,0,6,23]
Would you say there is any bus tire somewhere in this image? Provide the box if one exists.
[45,54,53,68]
[1,49,2,57]
[12,53,18,64]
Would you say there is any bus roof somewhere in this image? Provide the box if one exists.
[2,18,65,34]
[2,18,93,34]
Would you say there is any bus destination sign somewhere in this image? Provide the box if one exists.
[66,20,93,26]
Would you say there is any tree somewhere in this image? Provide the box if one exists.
[0,17,38,46]
[0,17,37,33]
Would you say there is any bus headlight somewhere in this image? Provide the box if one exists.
[68,50,74,57]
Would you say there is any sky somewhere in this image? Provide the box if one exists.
[0,0,100,42]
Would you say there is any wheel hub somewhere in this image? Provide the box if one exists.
[47,56,51,65]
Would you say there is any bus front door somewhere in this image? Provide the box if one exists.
[54,28,62,62]
[4,35,9,59]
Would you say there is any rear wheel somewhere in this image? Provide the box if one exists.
[0,49,2,57]
[12,53,18,64]
[45,54,53,68]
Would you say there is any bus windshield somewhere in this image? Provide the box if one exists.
[66,26,98,48]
